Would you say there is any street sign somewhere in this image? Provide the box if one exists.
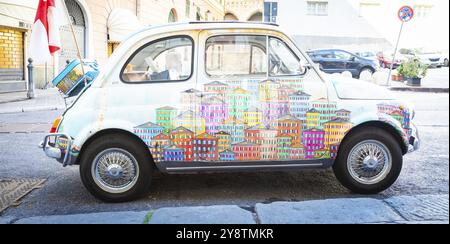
[398,6,414,22]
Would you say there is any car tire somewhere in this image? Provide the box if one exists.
[333,127,403,194]
[358,67,374,80]
[80,134,153,202]
[444,59,449,67]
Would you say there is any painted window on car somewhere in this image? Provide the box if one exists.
[269,37,306,76]
[206,35,267,77]
[122,36,193,83]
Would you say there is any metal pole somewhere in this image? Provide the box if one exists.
[27,58,35,99]
[387,21,404,87]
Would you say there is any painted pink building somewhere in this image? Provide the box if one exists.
[199,96,228,134]
[302,128,325,159]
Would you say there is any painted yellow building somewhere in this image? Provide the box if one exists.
[244,107,263,127]
[324,118,353,149]
[216,131,232,152]
[259,80,282,102]
[306,108,320,129]
[174,111,206,135]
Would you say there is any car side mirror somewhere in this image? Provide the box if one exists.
[349,56,356,62]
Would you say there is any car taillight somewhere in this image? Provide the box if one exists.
[50,116,62,133]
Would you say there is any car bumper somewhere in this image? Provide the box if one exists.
[407,123,420,153]
[39,133,77,167]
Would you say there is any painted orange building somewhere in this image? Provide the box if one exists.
[193,133,219,161]
[169,126,194,161]
[149,133,172,162]
[232,142,261,161]
[273,115,302,145]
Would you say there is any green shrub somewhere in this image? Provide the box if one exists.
[397,58,428,78]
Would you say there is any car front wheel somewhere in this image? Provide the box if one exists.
[333,127,403,194]
[80,134,153,202]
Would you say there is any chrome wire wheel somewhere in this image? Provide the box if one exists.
[91,148,140,194]
[347,140,392,185]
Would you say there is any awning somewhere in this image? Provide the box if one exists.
[107,8,142,43]
[0,0,37,29]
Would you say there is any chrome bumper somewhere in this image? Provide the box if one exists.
[39,133,76,167]
[408,123,420,153]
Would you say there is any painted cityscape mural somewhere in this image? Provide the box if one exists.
[133,79,411,163]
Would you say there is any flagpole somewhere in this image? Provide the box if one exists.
[61,0,87,86]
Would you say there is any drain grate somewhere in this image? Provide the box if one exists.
[0,179,46,213]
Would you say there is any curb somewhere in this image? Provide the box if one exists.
[389,87,449,93]
[0,106,65,114]
[3,194,447,224]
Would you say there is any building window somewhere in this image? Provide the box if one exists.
[169,9,178,23]
[307,1,328,16]
[185,0,191,18]
[359,3,380,17]
[414,5,433,18]
[264,1,278,23]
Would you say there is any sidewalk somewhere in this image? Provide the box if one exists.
[384,67,449,93]
[0,88,66,114]
[2,194,448,224]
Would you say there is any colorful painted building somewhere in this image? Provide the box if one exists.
[156,106,178,133]
[259,80,282,102]
[193,133,219,161]
[277,85,296,102]
[260,101,290,124]
[244,107,263,127]
[302,128,325,159]
[219,150,236,161]
[174,110,206,135]
[204,81,229,94]
[199,96,228,134]
[232,142,261,161]
[215,131,232,153]
[149,133,172,162]
[218,118,247,144]
[134,122,165,146]
[276,78,305,92]
[169,126,194,161]
[163,146,185,162]
[312,98,337,128]
[324,118,353,149]
[306,108,320,129]
[289,143,305,160]
[273,115,302,145]
[315,149,330,159]
[180,88,202,111]
[225,88,251,121]
[245,125,278,160]
[276,134,292,160]
[390,111,405,127]
[336,109,352,121]
[330,143,340,159]
[288,91,311,123]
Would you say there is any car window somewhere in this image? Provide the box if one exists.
[317,51,334,59]
[121,36,193,83]
[334,51,352,60]
[205,35,267,77]
[269,38,306,76]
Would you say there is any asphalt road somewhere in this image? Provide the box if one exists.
[0,91,448,219]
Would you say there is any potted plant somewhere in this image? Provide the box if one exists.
[392,65,405,81]
[397,58,428,86]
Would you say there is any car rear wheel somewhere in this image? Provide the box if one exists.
[333,127,403,194]
[80,134,153,202]
[359,68,374,80]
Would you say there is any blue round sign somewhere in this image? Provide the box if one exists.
[398,6,414,22]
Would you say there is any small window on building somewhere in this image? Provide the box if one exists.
[205,35,267,77]
[121,36,193,83]
[185,0,191,18]
[359,3,381,17]
[307,1,328,16]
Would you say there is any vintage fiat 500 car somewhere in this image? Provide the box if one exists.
[40,22,419,202]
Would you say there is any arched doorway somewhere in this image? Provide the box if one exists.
[248,12,263,22]
[59,0,86,69]
[168,9,178,23]
[224,13,238,21]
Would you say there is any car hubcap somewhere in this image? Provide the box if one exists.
[347,140,392,185]
[91,148,139,194]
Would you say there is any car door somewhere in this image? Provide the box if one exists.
[194,29,331,164]
[115,33,198,163]
[316,50,340,74]
[331,50,352,74]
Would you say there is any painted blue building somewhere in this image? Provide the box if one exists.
[163,146,185,162]
[288,91,311,127]
[134,122,165,146]
[219,150,236,161]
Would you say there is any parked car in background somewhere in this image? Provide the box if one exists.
[307,49,379,78]
[355,51,379,63]
[40,22,419,202]
[400,48,446,68]
[377,51,407,69]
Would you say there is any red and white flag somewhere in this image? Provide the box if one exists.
[29,0,66,65]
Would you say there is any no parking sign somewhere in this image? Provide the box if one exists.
[398,6,414,22]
